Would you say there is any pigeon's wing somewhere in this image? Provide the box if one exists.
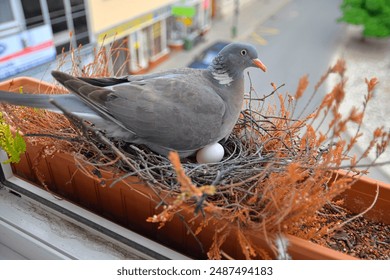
[52,70,227,152]
[108,73,227,151]
[52,70,226,152]
[51,71,135,134]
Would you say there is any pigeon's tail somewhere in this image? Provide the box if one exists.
[51,70,139,142]
[51,70,112,114]
[52,70,102,92]
[51,71,136,133]
[0,90,60,110]
[0,88,137,142]
[0,90,99,116]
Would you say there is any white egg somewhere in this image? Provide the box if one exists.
[196,143,225,164]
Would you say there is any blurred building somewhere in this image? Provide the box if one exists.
[87,0,213,74]
[0,0,89,79]
[0,0,213,77]
[88,0,178,75]
[0,0,252,78]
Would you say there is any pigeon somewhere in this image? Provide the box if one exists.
[0,42,266,157]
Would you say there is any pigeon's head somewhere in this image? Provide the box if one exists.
[220,43,266,72]
[208,43,266,86]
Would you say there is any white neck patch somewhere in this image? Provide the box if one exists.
[211,71,233,86]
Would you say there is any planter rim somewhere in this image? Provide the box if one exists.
[0,76,62,93]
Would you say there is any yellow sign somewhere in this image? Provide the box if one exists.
[178,17,193,26]
[98,13,154,43]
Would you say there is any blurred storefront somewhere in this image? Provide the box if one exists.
[88,0,212,74]
[0,0,214,78]
[169,0,212,50]
[87,0,177,75]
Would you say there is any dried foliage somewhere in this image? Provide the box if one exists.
[1,46,389,259]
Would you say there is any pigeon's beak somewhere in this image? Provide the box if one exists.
[252,58,267,72]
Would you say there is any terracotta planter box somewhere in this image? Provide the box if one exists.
[1,77,389,259]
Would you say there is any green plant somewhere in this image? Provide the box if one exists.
[338,0,390,38]
[0,112,26,164]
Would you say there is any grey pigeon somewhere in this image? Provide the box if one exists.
[0,43,266,157]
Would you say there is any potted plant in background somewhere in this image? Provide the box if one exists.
[0,48,389,259]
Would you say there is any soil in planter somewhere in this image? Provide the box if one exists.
[312,204,390,260]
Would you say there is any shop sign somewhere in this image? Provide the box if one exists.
[0,25,56,80]
[172,6,196,17]
[97,7,171,44]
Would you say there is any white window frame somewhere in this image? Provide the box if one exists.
[0,0,25,37]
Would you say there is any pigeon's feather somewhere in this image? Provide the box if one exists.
[77,76,129,87]
[0,90,94,115]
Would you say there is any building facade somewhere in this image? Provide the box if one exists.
[87,0,212,74]
[87,0,177,75]
[0,0,214,78]
[0,0,90,79]
[0,0,89,54]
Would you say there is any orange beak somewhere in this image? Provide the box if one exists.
[252,58,267,72]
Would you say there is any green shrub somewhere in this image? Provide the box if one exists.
[338,0,390,37]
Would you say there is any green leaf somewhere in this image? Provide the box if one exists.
[0,112,26,164]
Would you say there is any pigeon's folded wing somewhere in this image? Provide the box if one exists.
[107,75,227,150]
[52,71,226,151]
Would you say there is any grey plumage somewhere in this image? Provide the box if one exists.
[0,43,266,157]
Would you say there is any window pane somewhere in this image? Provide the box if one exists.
[56,41,71,54]
[73,14,88,35]
[71,0,85,12]
[111,38,130,76]
[70,0,84,6]
[152,22,162,56]
[47,0,65,20]
[72,2,89,47]
[21,0,44,28]
[52,21,68,33]
[47,0,67,33]
[76,35,89,47]
[47,0,65,16]
[0,0,14,23]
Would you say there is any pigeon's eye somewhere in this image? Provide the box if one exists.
[240,49,247,56]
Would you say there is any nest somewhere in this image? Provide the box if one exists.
[2,58,389,259]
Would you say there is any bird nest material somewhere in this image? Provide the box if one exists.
[2,53,389,259]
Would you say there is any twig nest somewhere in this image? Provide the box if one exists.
[196,142,225,164]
